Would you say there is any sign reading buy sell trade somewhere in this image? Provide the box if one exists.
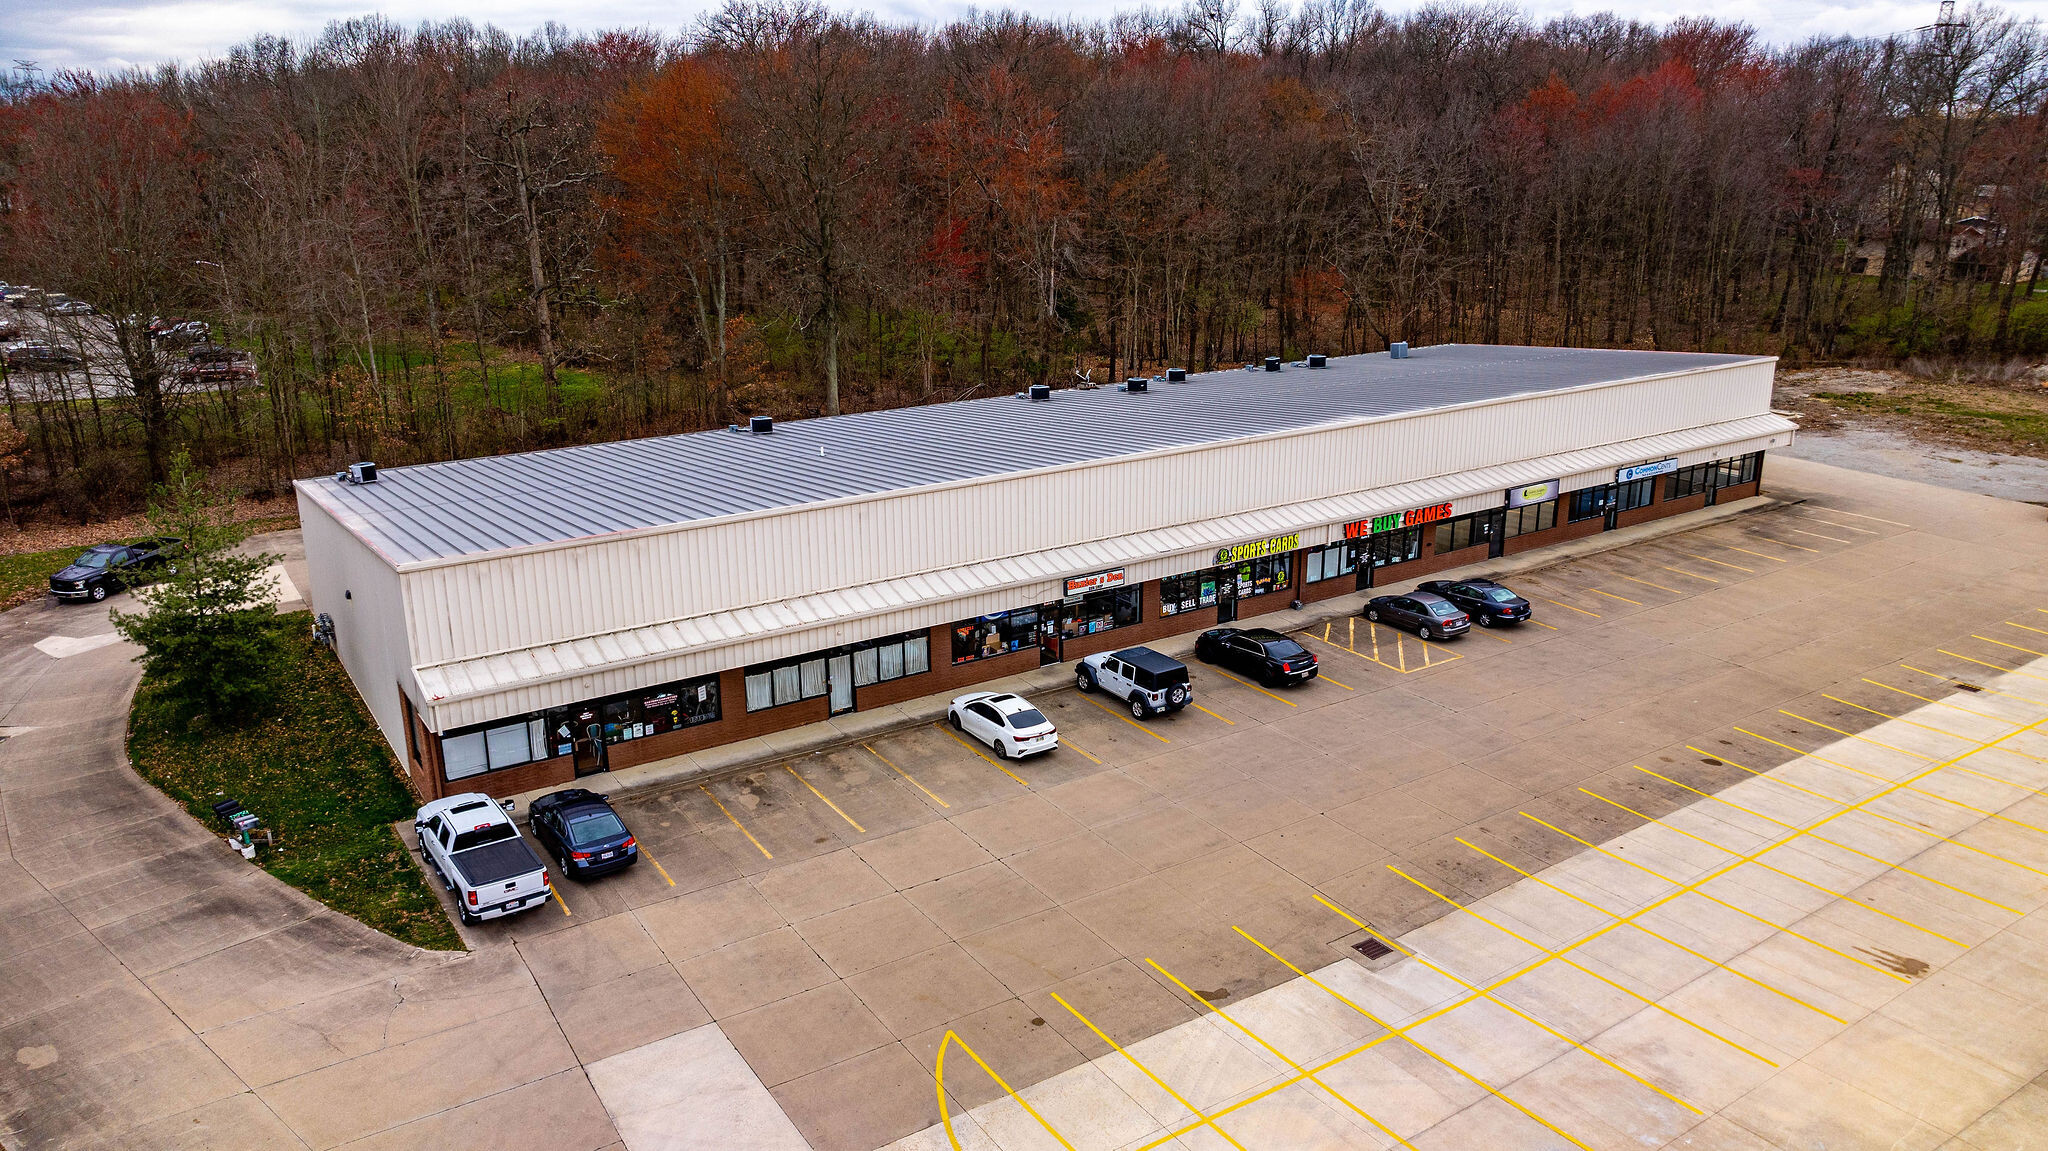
[1215,534,1300,564]
[1341,502,1455,540]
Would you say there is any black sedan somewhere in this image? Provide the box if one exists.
[528,788,638,879]
[1195,627,1319,686]
[1363,591,1470,640]
[1418,579,1532,627]
[49,537,182,603]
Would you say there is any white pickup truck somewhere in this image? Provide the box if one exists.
[414,793,551,925]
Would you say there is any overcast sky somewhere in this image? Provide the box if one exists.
[0,0,2033,77]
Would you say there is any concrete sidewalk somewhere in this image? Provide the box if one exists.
[511,494,1783,810]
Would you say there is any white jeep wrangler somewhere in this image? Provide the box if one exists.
[1076,646,1193,719]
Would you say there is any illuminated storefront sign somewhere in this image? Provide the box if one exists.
[1214,533,1300,564]
[1341,502,1455,539]
[1507,480,1559,508]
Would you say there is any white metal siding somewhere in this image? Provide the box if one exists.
[298,488,414,761]
[405,360,1773,669]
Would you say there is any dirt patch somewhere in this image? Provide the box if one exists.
[1776,366,2048,458]
[0,496,296,558]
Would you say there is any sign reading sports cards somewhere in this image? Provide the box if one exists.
[1215,534,1300,565]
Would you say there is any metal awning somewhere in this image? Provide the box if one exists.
[413,413,1794,709]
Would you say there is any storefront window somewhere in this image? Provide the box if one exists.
[1160,571,1220,615]
[1059,587,1141,638]
[1305,542,1356,583]
[1668,463,1716,499]
[1434,513,1494,555]
[1369,528,1422,567]
[953,609,1046,663]
[447,672,720,781]
[855,630,931,683]
[1504,500,1556,537]
[1568,485,1612,522]
[1617,478,1655,511]
[1716,452,1762,488]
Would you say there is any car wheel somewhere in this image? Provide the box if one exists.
[1365,608,1380,621]
[1075,669,1094,693]
[557,851,571,876]
[458,908,478,926]
[1419,625,1435,641]
[1129,696,1149,719]
[992,739,1009,759]
[1477,614,1492,628]
[948,711,962,730]
[89,584,107,602]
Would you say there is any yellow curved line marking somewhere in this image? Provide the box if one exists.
[934,1030,1075,1151]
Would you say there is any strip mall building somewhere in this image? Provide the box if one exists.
[297,344,1793,800]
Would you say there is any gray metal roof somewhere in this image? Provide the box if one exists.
[302,343,1763,566]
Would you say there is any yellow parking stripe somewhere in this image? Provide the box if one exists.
[1527,618,1561,630]
[1689,745,2048,881]
[864,743,949,808]
[1802,515,1879,535]
[638,846,676,887]
[935,722,1032,783]
[1147,959,1433,1151]
[1587,588,1643,606]
[549,880,573,916]
[1618,574,1679,594]
[1388,865,1783,1061]
[1680,550,1753,572]
[1191,702,1237,725]
[1458,838,1844,1023]
[1900,665,2048,708]
[785,764,865,833]
[1540,597,1600,618]
[1809,505,1910,528]
[1937,649,2048,683]
[2006,621,2048,638]
[1660,564,1719,583]
[1721,544,1787,562]
[1207,665,1297,707]
[1071,693,1171,743]
[1315,671,1355,688]
[1049,992,1251,1151]
[1789,527,1852,544]
[1753,533,1820,552]
[700,784,772,859]
[1059,736,1104,765]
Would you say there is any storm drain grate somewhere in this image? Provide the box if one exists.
[1352,936,1394,960]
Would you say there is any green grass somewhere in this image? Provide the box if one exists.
[0,544,96,611]
[1817,391,2048,448]
[126,612,462,951]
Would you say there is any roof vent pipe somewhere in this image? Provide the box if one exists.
[1166,367,1187,382]
[1306,354,1327,368]
[1390,342,1409,359]
[1028,383,1051,401]
[1119,377,1149,393]
[1263,356,1282,372]
[750,415,774,434]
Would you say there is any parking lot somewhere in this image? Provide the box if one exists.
[401,460,2048,1151]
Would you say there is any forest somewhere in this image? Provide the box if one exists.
[2,0,2047,525]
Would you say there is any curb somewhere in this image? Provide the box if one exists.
[505,493,1786,809]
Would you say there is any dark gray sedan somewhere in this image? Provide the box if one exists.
[1363,591,1470,640]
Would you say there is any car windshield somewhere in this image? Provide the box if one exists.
[1484,588,1518,602]
[72,550,114,570]
[1428,602,1460,616]
[1263,639,1308,658]
[567,812,628,846]
[1006,708,1049,729]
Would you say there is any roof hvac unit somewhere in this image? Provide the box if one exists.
[1118,377,1149,393]
[1390,342,1410,359]
[1263,356,1282,372]
[750,415,773,434]
[1166,367,1187,382]
[1307,354,1327,368]
[344,461,377,485]
[1028,383,1052,401]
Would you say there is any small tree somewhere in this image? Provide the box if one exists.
[112,454,284,721]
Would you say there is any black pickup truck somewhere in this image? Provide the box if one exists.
[49,537,182,603]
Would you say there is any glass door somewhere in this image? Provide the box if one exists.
[827,653,855,715]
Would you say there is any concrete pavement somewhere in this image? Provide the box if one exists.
[5,455,2048,1150]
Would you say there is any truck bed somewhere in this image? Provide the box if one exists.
[452,837,544,889]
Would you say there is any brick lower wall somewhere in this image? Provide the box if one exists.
[433,459,1770,798]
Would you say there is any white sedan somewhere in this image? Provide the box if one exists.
[948,691,1060,759]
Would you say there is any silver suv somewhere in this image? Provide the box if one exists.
[1076,646,1192,719]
